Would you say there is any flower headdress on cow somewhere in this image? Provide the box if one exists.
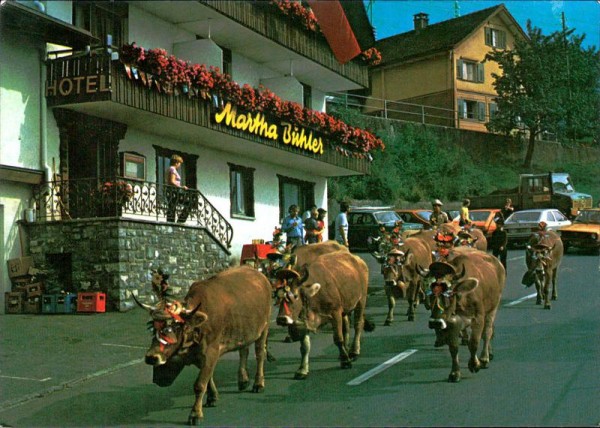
[371,220,404,262]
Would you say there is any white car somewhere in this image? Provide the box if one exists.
[504,208,572,246]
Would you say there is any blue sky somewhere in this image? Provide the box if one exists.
[366,1,600,49]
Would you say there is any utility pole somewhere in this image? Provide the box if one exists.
[454,0,460,17]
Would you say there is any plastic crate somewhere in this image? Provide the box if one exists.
[56,293,77,314]
[5,292,25,314]
[77,292,106,313]
[42,294,58,314]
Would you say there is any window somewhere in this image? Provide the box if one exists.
[121,152,145,181]
[73,2,128,48]
[458,99,486,121]
[489,103,498,120]
[302,83,312,109]
[154,146,197,189]
[222,47,232,77]
[229,163,255,218]
[485,27,507,49]
[277,175,315,222]
[456,59,484,83]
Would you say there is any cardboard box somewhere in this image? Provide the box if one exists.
[24,295,41,314]
[25,282,44,297]
[77,292,106,313]
[5,292,25,314]
[42,294,57,314]
[56,293,77,314]
[11,275,34,287]
[7,257,33,279]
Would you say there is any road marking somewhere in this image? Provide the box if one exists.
[347,349,418,386]
[101,343,147,349]
[0,375,51,382]
[504,293,537,307]
[509,255,525,261]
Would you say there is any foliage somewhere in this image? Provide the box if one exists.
[485,22,600,168]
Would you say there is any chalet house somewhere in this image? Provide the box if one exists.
[366,4,527,132]
[0,0,380,311]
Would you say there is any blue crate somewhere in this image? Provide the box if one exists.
[56,293,77,314]
[42,294,57,314]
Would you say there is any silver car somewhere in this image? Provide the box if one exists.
[504,208,571,246]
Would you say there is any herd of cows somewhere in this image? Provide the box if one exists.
[132,222,564,425]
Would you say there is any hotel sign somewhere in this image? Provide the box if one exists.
[214,102,324,155]
[46,75,110,97]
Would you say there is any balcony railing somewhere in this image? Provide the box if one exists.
[32,177,233,250]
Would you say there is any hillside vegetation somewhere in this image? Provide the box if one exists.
[329,107,600,208]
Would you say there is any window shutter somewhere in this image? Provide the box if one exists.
[456,59,463,79]
[489,103,497,119]
[485,27,492,46]
[477,102,486,121]
[499,31,506,49]
[458,99,466,119]
[477,63,485,83]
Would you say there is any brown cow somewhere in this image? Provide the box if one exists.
[418,251,506,382]
[275,250,372,379]
[524,230,563,309]
[382,237,432,324]
[135,266,272,425]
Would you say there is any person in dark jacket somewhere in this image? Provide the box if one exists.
[489,217,508,270]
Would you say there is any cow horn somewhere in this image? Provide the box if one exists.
[298,265,309,284]
[132,293,156,312]
[455,264,467,280]
[183,301,202,317]
[416,264,429,277]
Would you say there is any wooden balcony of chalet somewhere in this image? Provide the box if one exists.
[45,52,372,177]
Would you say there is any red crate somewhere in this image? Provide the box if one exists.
[77,292,106,313]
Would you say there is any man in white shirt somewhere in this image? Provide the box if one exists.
[334,202,350,247]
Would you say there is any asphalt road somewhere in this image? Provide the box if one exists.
[0,249,598,427]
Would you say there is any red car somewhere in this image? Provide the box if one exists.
[396,209,432,227]
[468,208,502,238]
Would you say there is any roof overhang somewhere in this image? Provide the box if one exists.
[0,1,98,49]
[0,164,44,185]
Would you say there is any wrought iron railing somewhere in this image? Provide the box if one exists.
[32,177,233,249]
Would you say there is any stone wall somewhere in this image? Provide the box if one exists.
[25,218,231,311]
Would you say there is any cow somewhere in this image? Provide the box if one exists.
[455,227,488,251]
[275,250,373,380]
[134,266,272,425]
[417,251,506,383]
[524,230,563,309]
[381,237,432,324]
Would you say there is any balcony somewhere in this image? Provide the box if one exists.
[46,52,372,177]
[32,177,233,251]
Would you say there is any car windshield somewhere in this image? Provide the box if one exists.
[574,210,600,224]
[470,211,492,221]
[417,210,432,220]
[507,211,542,222]
[374,211,401,223]
[552,173,575,193]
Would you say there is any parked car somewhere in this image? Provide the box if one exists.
[503,208,571,246]
[396,209,432,227]
[341,208,423,251]
[559,208,600,253]
[468,208,502,238]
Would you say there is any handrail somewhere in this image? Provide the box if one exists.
[32,177,233,250]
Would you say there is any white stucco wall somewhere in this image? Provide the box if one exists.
[233,53,279,88]
[45,1,73,24]
[259,76,303,105]
[174,39,222,71]
[118,127,328,260]
[128,4,195,53]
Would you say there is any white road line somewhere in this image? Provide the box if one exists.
[0,375,51,382]
[509,255,525,261]
[347,349,418,386]
[101,343,147,349]
[504,293,538,307]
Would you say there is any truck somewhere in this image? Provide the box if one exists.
[468,172,593,219]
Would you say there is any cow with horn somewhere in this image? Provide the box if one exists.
[134,266,272,425]
[417,251,505,383]
[523,226,563,309]
[274,250,374,380]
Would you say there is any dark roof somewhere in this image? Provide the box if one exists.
[340,0,376,50]
[375,4,505,66]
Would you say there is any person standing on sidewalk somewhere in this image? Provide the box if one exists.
[282,204,304,247]
[335,201,350,247]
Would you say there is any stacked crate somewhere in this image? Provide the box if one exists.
[5,257,44,314]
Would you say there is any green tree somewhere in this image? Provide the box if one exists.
[485,21,600,168]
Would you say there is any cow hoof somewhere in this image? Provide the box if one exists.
[536,299,542,305]
[341,360,353,369]
[188,413,202,425]
[448,373,461,383]
[469,362,480,373]
[552,296,557,301]
[238,380,249,391]
[252,384,265,393]
[205,398,217,408]
[267,351,277,362]
[544,304,551,310]
[384,319,392,326]
[294,372,308,380]
[480,359,490,369]
[349,352,359,361]
[408,315,415,322]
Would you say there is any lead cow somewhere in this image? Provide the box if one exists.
[524,230,563,309]
[135,266,272,425]
[418,251,505,382]
[275,250,372,379]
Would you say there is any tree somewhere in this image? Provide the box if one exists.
[485,21,600,168]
